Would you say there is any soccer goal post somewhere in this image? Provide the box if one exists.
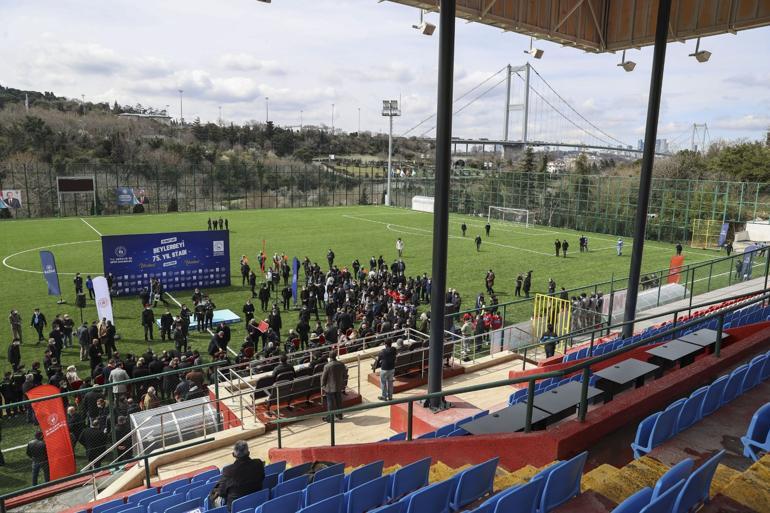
[488,206,530,228]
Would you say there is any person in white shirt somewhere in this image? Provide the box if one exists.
[616,238,624,256]
[396,238,404,258]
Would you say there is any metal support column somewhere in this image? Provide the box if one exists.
[427,0,456,410]
[522,63,530,144]
[621,0,672,338]
[503,64,512,141]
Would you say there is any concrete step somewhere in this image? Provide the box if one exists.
[493,464,540,492]
[719,454,770,513]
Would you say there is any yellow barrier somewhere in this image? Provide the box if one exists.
[532,293,572,342]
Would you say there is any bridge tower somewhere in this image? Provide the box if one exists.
[690,123,709,153]
[503,63,531,143]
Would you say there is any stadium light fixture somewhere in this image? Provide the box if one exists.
[688,37,711,63]
[412,10,436,36]
[524,37,544,59]
[382,100,401,207]
[256,0,271,3]
[617,50,636,72]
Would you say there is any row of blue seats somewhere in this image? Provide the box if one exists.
[383,410,492,442]
[632,350,770,458]
[611,450,725,513]
[508,374,598,406]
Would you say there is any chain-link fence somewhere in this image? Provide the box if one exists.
[1,162,768,246]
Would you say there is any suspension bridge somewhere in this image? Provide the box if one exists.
[402,63,673,157]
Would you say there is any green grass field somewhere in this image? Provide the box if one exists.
[0,205,718,376]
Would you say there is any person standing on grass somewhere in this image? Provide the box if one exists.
[160,309,173,341]
[326,248,335,269]
[485,222,491,237]
[7,340,21,371]
[515,274,523,297]
[548,278,556,295]
[554,239,561,257]
[562,239,569,258]
[88,339,102,374]
[485,269,495,294]
[207,218,212,230]
[374,340,397,401]
[523,271,532,297]
[73,272,83,296]
[31,308,46,343]
[461,223,467,237]
[243,299,255,324]
[141,305,155,341]
[396,238,404,258]
[676,242,683,256]
[86,275,95,300]
[27,431,49,485]
[77,322,89,361]
[616,238,624,256]
[225,219,229,231]
[475,235,482,251]
[240,258,251,286]
[218,217,224,230]
[725,240,733,256]
[9,310,22,344]
[321,351,347,422]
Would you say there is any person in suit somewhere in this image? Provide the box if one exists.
[4,191,21,209]
[209,440,265,509]
[30,308,47,343]
[321,351,347,422]
[27,431,48,485]
[141,306,155,341]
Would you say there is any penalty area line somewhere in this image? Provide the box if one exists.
[80,218,103,236]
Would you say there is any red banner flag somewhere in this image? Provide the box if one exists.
[668,255,686,284]
[27,384,76,480]
[257,320,270,333]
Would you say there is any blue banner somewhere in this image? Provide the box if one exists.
[102,230,230,296]
[292,257,299,306]
[742,245,757,280]
[115,187,138,206]
[40,250,61,297]
[718,222,729,247]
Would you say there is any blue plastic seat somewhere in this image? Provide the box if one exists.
[388,433,407,441]
[390,457,431,500]
[403,479,452,513]
[448,457,498,512]
[273,474,310,498]
[454,416,474,429]
[740,402,770,461]
[127,488,158,503]
[478,475,544,513]
[147,494,183,513]
[93,499,125,513]
[305,474,345,506]
[170,482,198,497]
[631,409,680,459]
[206,508,227,513]
[280,462,313,483]
[676,387,707,432]
[698,375,728,417]
[435,424,455,437]
[191,468,220,483]
[345,460,384,491]
[610,487,652,513]
[671,450,724,513]
[539,451,588,512]
[651,459,693,500]
[742,355,767,392]
[447,428,468,437]
[577,348,588,359]
[230,488,270,513]
[417,431,436,439]
[186,482,216,502]
[137,492,172,510]
[299,493,345,513]
[345,475,390,513]
[164,498,203,513]
[762,351,770,381]
[257,491,304,513]
[314,463,345,483]
[266,461,288,476]
[160,478,190,493]
[473,410,490,420]
[114,508,141,513]
[722,365,749,404]
[640,480,684,513]
[369,502,404,513]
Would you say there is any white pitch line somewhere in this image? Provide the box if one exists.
[80,217,103,236]
[2,240,100,275]
[165,291,182,307]
[343,214,554,256]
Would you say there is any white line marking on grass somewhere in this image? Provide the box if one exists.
[80,218,103,236]
[165,292,182,307]
[2,240,100,275]
[344,214,554,256]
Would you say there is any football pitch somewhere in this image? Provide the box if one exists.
[0,205,717,373]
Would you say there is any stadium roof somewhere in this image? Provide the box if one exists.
[387,0,770,52]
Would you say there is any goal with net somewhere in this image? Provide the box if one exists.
[487,206,530,228]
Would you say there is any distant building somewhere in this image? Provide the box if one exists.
[637,138,669,153]
[546,160,566,174]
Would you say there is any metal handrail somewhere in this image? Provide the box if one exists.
[271,289,770,447]
[80,416,155,473]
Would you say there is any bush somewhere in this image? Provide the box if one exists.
[167,198,178,212]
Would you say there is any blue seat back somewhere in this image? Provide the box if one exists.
[741,402,770,460]
[651,459,693,500]
[699,375,728,417]
[676,388,707,432]
[369,502,404,513]
[417,431,436,439]
[314,463,345,483]
[404,479,452,513]
[345,475,390,513]
[207,508,228,513]
[722,365,748,404]
[449,457,498,511]
[390,457,431,500]
[264,473,279,491]
[448,428,468,437]
[539,451,588,513]
[186,482,216,502]
[266,461,288,476]
[473,410,490,420]
[305,474,345,506]
[435,424,455,437]
[258,491,304,513]
[743,356,767,391]
[481,475,544,513]
[138,492,172,510]
[632,413,661,454]
[93,499,125,513]
[610,487,652,513]
[454,416,474,429]
[345,460,384,491]
[164,498,203,513]
[281,462,313,483]
[115,508,141,513]
[127,488,158,503]
[298,493,344,513]
[274,474,310,498]
[171,482,198,497]
[160,478,190,493]
[640,480,684,513]
[191,468,220,483]
[389,432,407,441]
[147,494,182,513]
[230,488,270,513]
[672,450,724,513]
[762,352,770,381]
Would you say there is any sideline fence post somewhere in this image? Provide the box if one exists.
[144,456,151,488]
[578,366,591,422]
[524,379,536,432]
[330,415,336,447]
[407,400,414,440]
[277,420,282,449]
[214,365,222,429]
[764,253,769,292]
[715,313,724,358]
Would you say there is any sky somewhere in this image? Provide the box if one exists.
[0,0,769,150]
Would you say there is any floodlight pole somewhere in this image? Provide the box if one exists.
[427,0,455,411]
[387,115,393,205]
[622,0,672,339]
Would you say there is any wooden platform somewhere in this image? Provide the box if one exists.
[389,395,481,436]
[367,364,465,394]
[254,388,363,428]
